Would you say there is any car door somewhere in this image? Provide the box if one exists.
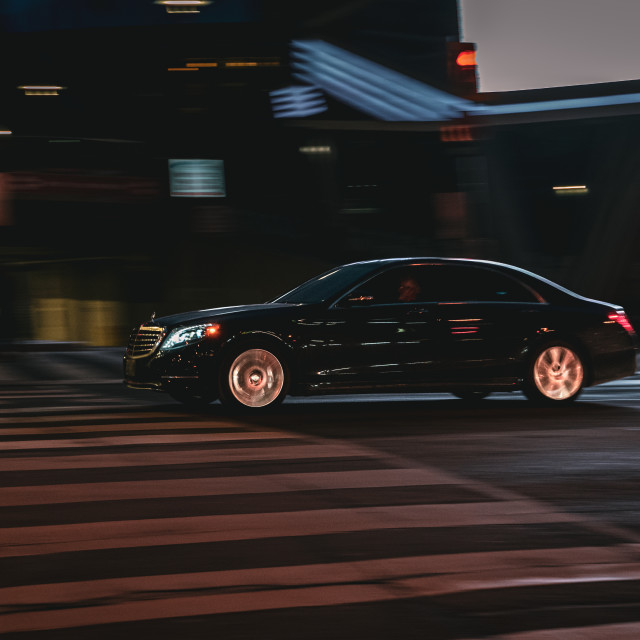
[430,264,545,382]
[293,266,443,388]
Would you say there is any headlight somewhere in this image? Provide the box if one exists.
[160,323,220,351]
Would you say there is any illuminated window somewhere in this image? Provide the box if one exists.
[168,159,226,198]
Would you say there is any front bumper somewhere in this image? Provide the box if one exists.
[123,343,219,392]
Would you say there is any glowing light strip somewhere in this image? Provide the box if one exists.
[290,40,640,124]
[291,40,473,122]
[156,1,210,5]
[270,85,327,119]
[155,0,211,13]
[19,85,64,90]
[226,62,280,67]
[293,66,440,120]
[299,146,331,153]
[470,93,640,116]
[553,185,589,195]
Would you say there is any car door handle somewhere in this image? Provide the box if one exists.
[406,307,430,317]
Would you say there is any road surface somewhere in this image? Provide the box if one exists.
[0,349,639,639]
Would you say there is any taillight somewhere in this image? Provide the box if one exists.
[607,311,636,335]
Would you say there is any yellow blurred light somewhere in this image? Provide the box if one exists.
[299,145,331,154]
[224,61,280,67]
[167,67,199,71]
[19,85,64,90]
[19,85,65,95]
[155,0,211,12]
[553,185,589,195]
[186,62,218,68]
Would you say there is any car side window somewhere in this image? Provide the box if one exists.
[343,267,433,305]
[340,264,540,306]
[434,266,540,303]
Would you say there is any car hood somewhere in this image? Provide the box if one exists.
[148,303,298,328]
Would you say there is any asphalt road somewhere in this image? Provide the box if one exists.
[0,349,639,639]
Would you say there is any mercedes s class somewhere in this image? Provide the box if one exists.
[123,258,637,410]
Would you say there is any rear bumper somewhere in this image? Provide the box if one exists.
[590,344,638,385]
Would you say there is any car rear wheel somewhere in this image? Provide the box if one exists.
[220,346,288,410]
[524,343,584,404]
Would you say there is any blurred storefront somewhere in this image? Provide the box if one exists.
[1,2,640,345]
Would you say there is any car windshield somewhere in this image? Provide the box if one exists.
[272,262,379,304]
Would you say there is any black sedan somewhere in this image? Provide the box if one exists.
[123,258,637,409]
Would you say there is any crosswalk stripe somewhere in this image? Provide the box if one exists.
[2,549,639,633]
[3,394,164,422]
[0,443,371,471]
[0,545,630,606]
[466,622,640,639]
[0,431,294,450]
[0,403,168,415]
[0,379,122,389]
[0,411,194,424]
[0,421,250,435]
[2,372,639,639]
[0,501,578,558]
[0,392,93,399]
[0,468,461,505]
[0,583,394,633]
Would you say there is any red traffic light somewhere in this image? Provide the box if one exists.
[447,42,478,97]
[456,50,477,67]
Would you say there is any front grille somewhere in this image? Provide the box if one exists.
[126,325,165,357]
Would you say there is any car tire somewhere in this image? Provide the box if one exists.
[219,345,289,410]
[523,342,585,404]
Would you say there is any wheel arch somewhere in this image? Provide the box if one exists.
[221,330,295,360]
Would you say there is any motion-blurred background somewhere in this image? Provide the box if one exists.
[1,0,639,347]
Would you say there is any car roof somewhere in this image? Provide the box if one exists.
[342,257,520,271]
[340,257,578,302]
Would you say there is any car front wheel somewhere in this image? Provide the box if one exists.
[219,346,288,410]
[524,343,585,404]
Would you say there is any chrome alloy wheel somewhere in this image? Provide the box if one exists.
[533,345,584,400]
[228,348,285,408]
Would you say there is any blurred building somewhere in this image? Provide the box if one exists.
[0,0,639,345]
